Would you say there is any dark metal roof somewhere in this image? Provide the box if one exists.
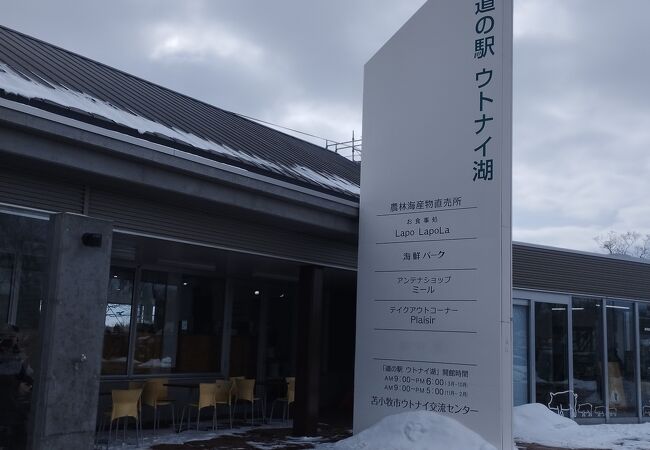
[0,25,360,200]
[513,242,650,301]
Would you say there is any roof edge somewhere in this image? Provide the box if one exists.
[513,240,650,266]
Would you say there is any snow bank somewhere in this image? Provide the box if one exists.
[513,403,650,449]
[330,411,496,450]
[513,403,579,446]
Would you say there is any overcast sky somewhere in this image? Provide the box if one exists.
[2,0,650,254]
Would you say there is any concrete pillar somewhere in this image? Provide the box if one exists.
[293,266,323,436]
[29,213,112,450]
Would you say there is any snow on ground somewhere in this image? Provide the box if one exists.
[96,405,650,450]
[0,63,360,196]
[95,423,272,449]
[514,403,650,449]
[318,410,497,450]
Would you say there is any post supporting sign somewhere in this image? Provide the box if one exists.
[354,0,513,448]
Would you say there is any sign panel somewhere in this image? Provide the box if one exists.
[354,1,513,448]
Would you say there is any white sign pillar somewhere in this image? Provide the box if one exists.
[354,0,512,448]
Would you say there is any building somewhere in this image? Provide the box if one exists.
[512,243,650,422]
[0,25,358,447]
[1,23,650,448]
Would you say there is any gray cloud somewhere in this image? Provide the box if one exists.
[2,0,649,253]
[513,0,650,251]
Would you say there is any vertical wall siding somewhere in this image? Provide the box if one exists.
[88,189,357,269]
[513,244,650,301]
[0,167,85,213]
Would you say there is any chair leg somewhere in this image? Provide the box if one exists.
[178,406,185,433]
[171,405,176,432]
[107,418,112,450]
[229,404,233,428]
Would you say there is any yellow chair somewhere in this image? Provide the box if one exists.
[128,381,144,389]
[214,380,234,429]
[235,379,263,425]
[270,377,295,422]
[180,383,217,431]
[107,388,142,447]
[229,376,245,402]
[128,381,144,423]
[142,378,175,434]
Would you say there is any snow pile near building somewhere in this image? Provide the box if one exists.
[514,403,650,449]
[329,411,497,450]
[513,403,581,446]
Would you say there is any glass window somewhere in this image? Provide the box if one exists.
[15,255,47,331]
[606,300,637,417]
[0,212,48,448]
[265,284,296,379]
[535,302,569,410]
[0,214,48,370]
[513,304,529,406]
[0,253,13,323]
[134,271,224,374]
[572,298,605,417]
[134,271,169,373]
[101,267,134,375]
[174,275,224,373]
[639,303,650,417]
[229,283,261,378]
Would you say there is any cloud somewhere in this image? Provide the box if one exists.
[514,0,575,42]
[511,0,650,252]
[3,0,650,255]
[272,100,362,146]
[147,21,263,67]
[514,225,606,253]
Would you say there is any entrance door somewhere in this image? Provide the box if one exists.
[534,302,569,411]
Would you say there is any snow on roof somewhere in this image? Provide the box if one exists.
[0,63,360,197]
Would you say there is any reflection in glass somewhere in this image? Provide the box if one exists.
[265,284,295,379]
[0,253,13,323]
[513,304,529,406]
[572,298,604,417]
[134,271,224,374]
[134,271,168,373]
[101,267,134,375]
[606,300,637,417]
[535,303,568,410]
[0,212,48,449]
[639,303,650,417]
[15,255,47,330]
[229,283,260,378]
[174,275,224,373]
